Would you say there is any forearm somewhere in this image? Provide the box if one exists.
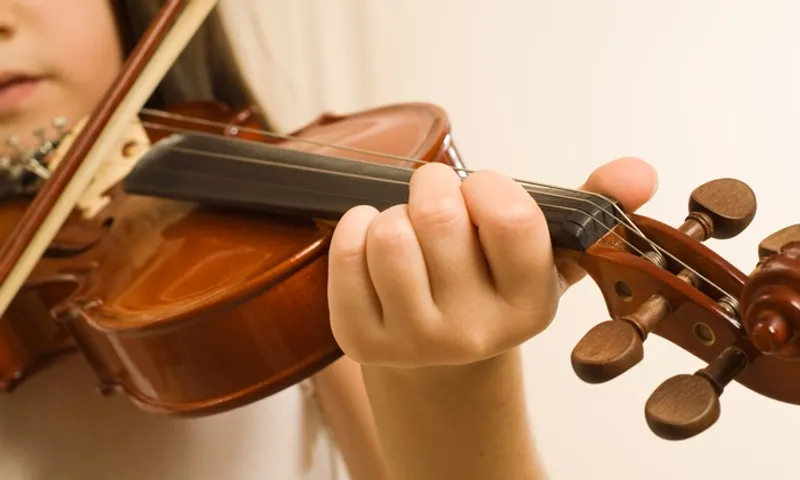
[311,357,391,480]
[362,348,546,480]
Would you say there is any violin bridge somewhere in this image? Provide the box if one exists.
[73,118,151,219]
[0,114,150,217]
[42,116,151,219]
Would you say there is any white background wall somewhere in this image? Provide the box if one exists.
[236,1,800,478]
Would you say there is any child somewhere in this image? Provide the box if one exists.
[0,1,658,479]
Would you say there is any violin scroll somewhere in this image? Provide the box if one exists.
[570,178,757,383]
[640,221,800,440]
[740,225,800,359]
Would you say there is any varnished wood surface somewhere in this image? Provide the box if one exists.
[0,101,458,415]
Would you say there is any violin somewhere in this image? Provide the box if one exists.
[0,0,798,441]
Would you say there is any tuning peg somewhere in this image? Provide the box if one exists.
[571,295,668,383]
[686,178,757,240]
[5,135,26,158]
[33,128,46,144]
[644,345,748,440]
[52,116,68,134]
[757,224,800,260]
[571,178,756,383]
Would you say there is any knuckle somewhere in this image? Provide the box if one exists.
[415,310,497,363]
[454,331,492,360]
[367,210,418,253]
[415,314,449,346]
[447,328,497,363]
[388,310,449,356]
[487,200,540,233]
[329,239,364,266]
[410,196,465,230]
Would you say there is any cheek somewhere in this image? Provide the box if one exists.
[53,25,124,107]
[4,5,126,155]
[0,1,125,157]
[39,0,125,117]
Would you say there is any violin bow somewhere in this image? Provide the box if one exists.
[0,0,219,317]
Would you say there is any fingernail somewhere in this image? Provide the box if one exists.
[649,163,659,197]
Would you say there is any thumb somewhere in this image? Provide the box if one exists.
[555,157,659,290]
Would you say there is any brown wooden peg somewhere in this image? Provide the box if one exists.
[571,179,757,383]
[571,295,668,383]
[644,345,748,440]
[757,224,800,259]
[686,178,757,239]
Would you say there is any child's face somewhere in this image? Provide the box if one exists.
[0,0,124,158]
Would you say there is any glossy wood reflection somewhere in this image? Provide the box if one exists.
[0,101,456,415]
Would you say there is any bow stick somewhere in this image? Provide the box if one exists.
[0,0,219,316]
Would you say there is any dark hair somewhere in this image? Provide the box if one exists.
[111,2,258,113]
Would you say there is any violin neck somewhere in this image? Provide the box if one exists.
[124,133,621,252]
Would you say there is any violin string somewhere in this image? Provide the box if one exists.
[140,120,629,228]
[136,113,641,236]
[150,138,738,317]
[137,110,656,247]
[135,115,739,309]
[138,108,641,228]
[146,145,645,253]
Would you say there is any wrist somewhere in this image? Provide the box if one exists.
[361,347,524,399]
[359,347,543,480]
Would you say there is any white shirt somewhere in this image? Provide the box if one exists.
[0,355,340,479]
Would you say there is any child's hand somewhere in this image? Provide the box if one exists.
[327,157,657,368]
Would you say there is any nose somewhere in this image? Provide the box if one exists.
[0,3,16,41]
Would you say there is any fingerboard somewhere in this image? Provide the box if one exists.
[124,133,621,252]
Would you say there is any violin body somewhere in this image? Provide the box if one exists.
[0,101,458,415]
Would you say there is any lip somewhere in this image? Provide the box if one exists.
[0,72,42,113]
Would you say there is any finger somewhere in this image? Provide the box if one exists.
[579,156,658,212]
[365,204,438,322]
[407,162,491,304]
[328,205,386,360]
[460,169,556,310]
[557,157,659,288]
